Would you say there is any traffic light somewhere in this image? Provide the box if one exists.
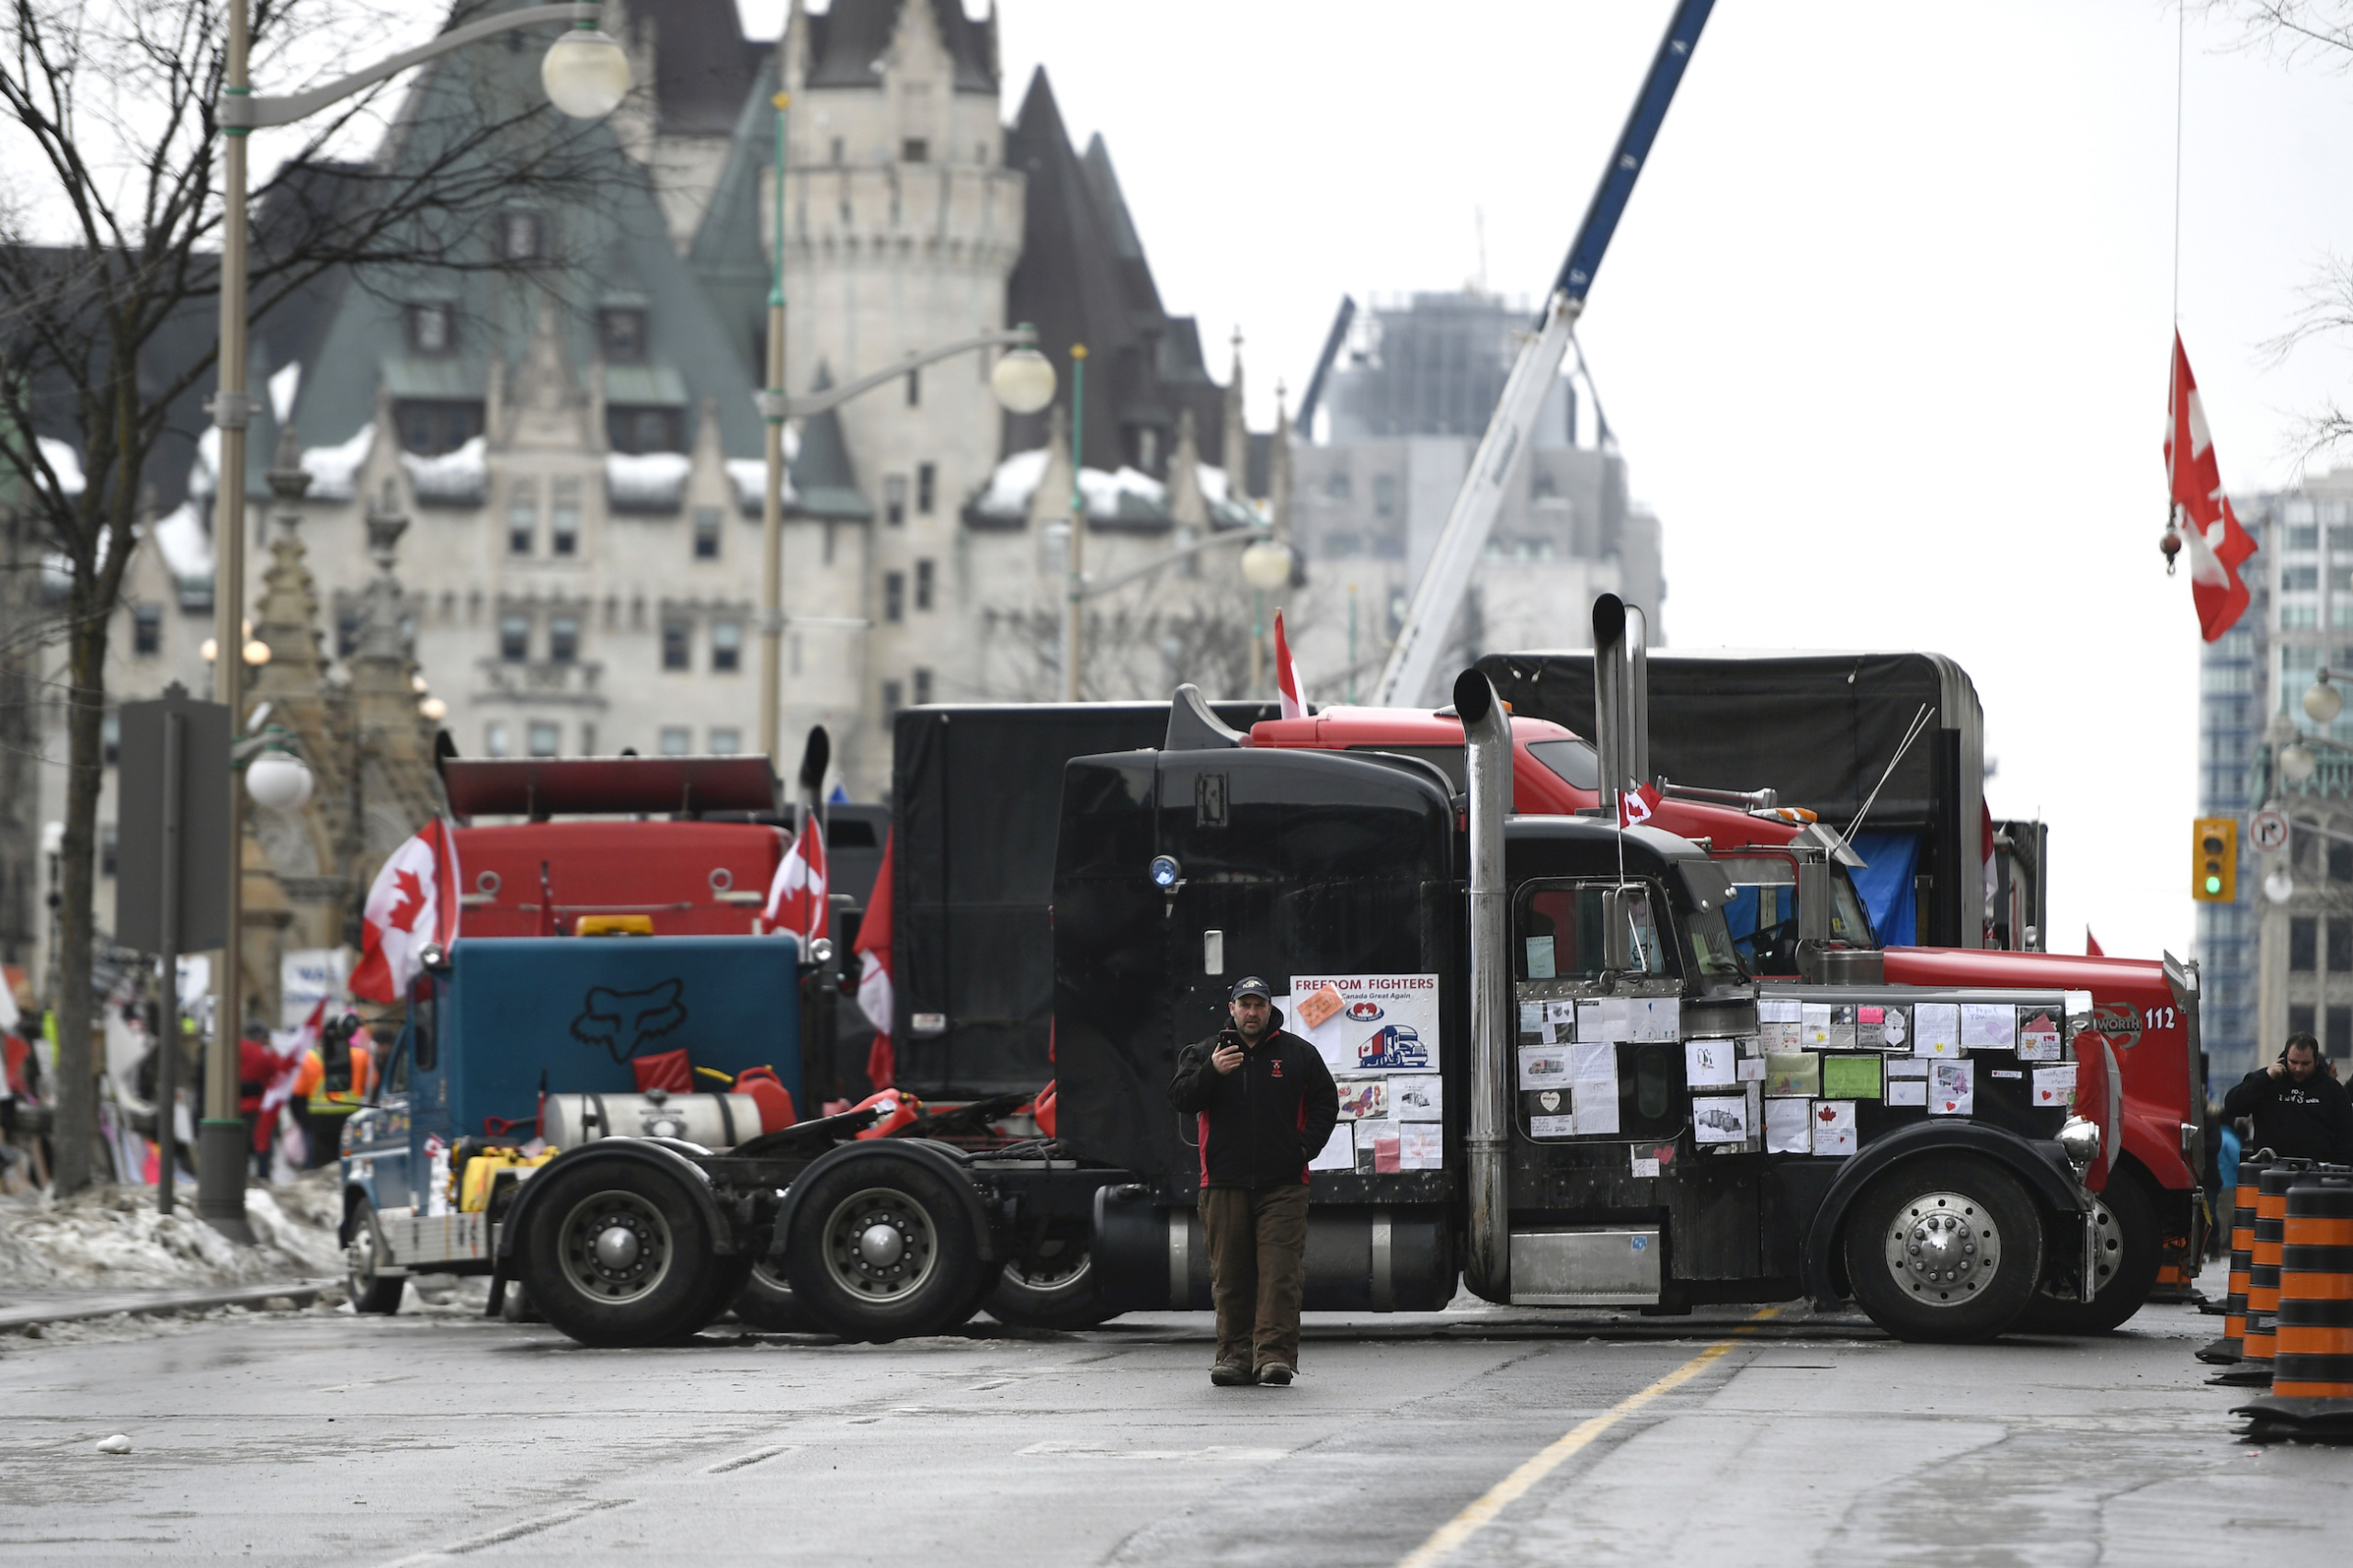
[2192,815,2238,903]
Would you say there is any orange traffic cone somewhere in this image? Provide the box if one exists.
[2212,1160,2311,1387]
[2234,1170,2353,1440]
[2198,1160,2264,1365]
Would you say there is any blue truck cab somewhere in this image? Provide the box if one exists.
[338,936,802,1310]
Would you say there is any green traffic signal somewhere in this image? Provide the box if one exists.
[2204,874,2223,894]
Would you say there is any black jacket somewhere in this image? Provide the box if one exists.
[2222,1065,2353,1165]
[1169,1013,1340,1189]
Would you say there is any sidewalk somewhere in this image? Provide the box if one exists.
[0,1277,338,1332]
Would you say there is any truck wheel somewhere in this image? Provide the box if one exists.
[346,1199,405,1315]
[983,1243,1115,1330]
[731,1258,818,1333]
[522,1161,718,1347]
[782,1155,982,1343]
[2017,1171,2162,1335]
[1844,1154,2043,1344]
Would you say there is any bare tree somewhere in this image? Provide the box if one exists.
[972,599,1260,705]
[0,0,619,1191]
[2200,3,2353,468]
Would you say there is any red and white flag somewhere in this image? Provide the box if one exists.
[2165,333,2259,642]
[855,831,896,1090]
[1618,779,1662,830]
[350,820,461,1003]
[1273,609,1305,722]
[765,811,830,950]
[262,998,325,1118]
[2086,927,2105,958]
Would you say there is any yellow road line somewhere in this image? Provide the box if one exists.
[1395,1308,1782,1568]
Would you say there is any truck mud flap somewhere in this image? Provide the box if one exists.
[1093,1188,1455,1313]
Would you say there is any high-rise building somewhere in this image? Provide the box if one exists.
[2207,466,2353,1090]
[1284,291,1664,704]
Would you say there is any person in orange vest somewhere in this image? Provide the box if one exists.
[291,1013,374,1168]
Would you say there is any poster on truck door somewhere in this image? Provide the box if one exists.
[1289,975,1441,1074]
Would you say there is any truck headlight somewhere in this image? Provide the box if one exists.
[2057,1115,2101,1176]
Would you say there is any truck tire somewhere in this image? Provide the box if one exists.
[696,1254,756,1332]
[346,1199,405,1315]
[1843,1153,2043,1344]
[983,1244,1115,1330]
[2016,1170,2162,1335]
[731,1258,818,1333]
[781,1153,983,1343]
[520,1160,719,1347]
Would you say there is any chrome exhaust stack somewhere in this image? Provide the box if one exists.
[1590,593,1649,809]
[1453,667,1513,1302]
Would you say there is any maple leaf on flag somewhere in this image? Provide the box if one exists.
[386,869,427,935]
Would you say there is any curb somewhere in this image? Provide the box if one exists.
[0,1278,340,1333]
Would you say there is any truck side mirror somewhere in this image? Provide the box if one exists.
[1602,885,1638,973]
[1796,860,1832,946]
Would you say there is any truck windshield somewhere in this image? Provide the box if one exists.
[1516,881,1671,980]
[1715,856,1878,975]
[1525,738,1598,791]
[1682,904,1746,981]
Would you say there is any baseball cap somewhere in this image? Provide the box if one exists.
[1230,976,1273,1001]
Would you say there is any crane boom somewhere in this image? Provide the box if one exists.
[1372,0,1713,707]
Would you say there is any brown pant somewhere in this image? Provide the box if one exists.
[1199,1183,1311,1371]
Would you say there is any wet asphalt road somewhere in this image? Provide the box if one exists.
[1,1278,2347,1567]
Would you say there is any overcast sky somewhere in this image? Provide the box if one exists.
[792,5,2331,960]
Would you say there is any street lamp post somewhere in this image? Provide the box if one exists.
[1240,537,1290,697]
[757,90,791,767]
[1063,347,1087,703]
[200,2,627,1239]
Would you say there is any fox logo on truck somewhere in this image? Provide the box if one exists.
[571,980,688,1062]
[1358,1024,1429,1070]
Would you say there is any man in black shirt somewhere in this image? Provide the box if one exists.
[1169,976,1339,1388]
[2222,1031,2353,1165]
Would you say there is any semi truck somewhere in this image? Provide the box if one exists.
[459,667,2113,1347]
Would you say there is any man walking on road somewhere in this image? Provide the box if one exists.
[1169,976,1339,1389]
[2222,1031,2353,1165]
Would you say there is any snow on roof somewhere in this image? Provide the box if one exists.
[608,449,692,513]
[185,426,222,499]
[269,361,301,425]
[37,437,85,496]
[151,500,213,580]
[300,423,373,503]
[726,456,793,516]
[401,435,487,506]
[971,447,1051,518]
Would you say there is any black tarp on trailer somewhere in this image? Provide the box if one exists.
[891,701,1275,1097]
[1473,651,1986,949]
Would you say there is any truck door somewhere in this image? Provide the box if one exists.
[347,1016,413,1210]
[1510,879,1687,1144]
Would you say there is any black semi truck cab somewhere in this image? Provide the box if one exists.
[1059,677,2104,1342]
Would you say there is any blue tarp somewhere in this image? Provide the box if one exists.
[1849,831,1922,948]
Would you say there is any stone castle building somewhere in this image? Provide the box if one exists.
[18,0,1668,1007]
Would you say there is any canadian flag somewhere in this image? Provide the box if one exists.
[2165,333,2259,642]
[262,998,325,1119]
[855,831,896,1090]
[766,811,830,951]
[1273,609,1305,722]
[1618,779,1662,830]
[350,820,461,1003]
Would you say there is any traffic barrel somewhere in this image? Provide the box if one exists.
[2211,1160,2309,1387]
[2197,1159,2265,1365]
[2234,1169,2353,1442]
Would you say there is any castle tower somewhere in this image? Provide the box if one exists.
[771,0,1026,793]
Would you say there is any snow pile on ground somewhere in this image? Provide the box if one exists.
[0,1173,343,1290]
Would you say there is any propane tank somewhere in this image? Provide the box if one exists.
[541,1090,762,1151]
